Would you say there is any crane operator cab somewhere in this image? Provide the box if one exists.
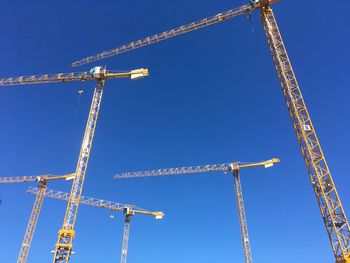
[250,0,260,6]
[90,66,107,79]
[123,206,135,216]
[249,0,276,8]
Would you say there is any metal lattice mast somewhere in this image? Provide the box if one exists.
[120,215,132,263]
[260,5,350,262]
[17,184,46,263]
[52,79,105,262]
[114,158,279,262]
[52,67,148,262]
[232,168,252,263]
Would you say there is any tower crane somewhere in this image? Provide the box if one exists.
[0,173,74,263]
[70,1,350,261]
[27,187,164,263]
[0,66,149,263]
[114,158,280,263]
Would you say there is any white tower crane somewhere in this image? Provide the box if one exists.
[0,66,149,263]
[114,158,280,263]
[27,187,163,263]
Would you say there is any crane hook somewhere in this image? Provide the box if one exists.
[246,12,255,34]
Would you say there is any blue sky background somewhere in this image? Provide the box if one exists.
[1,0,349,262]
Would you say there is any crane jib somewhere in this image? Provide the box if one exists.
[71,3,256,67]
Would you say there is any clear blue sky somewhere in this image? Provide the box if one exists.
[1,0,349,262]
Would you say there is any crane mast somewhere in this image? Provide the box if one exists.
[232,167,252,263]
[114,158,279,263]
[52,78,105,263]
[52,68,148,263]
[259,5,350,262]
[17,184,46,263]
[120,213,132,263]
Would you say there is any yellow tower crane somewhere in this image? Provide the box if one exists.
[114,158,280,263]
[0,174,74,263]
[0,67,149,263]
[70,1,350,261]
[27,187,164,263]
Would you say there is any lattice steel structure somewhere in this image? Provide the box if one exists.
[17,184,46,263]
[0,174,73,184]
[0,174,72,263]
[71,4,256,67]
[115,158,280,263]
[28,187,164,263]
[27,187,142,212]
[71,0,350,261]
[120,213,131,263]
[260,6,350,262]
[0,67,149,263]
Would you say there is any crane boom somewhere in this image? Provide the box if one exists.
[71,3,256,67]
[0,174,74,184]
[0,176,39,183]
[27,187,163,217]
[260,6,350,262]
[17,185,46,263]
[114,163,231,178]
[113,158,280,178]
[0,69,148,86]
[0,72,95,86]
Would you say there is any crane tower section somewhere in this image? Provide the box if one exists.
[120,212,132,263]
[17,184,46,263]
[260,5,350,262]
[53,78,105,262]
[232,167,252,263]
[52,67,148,263]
